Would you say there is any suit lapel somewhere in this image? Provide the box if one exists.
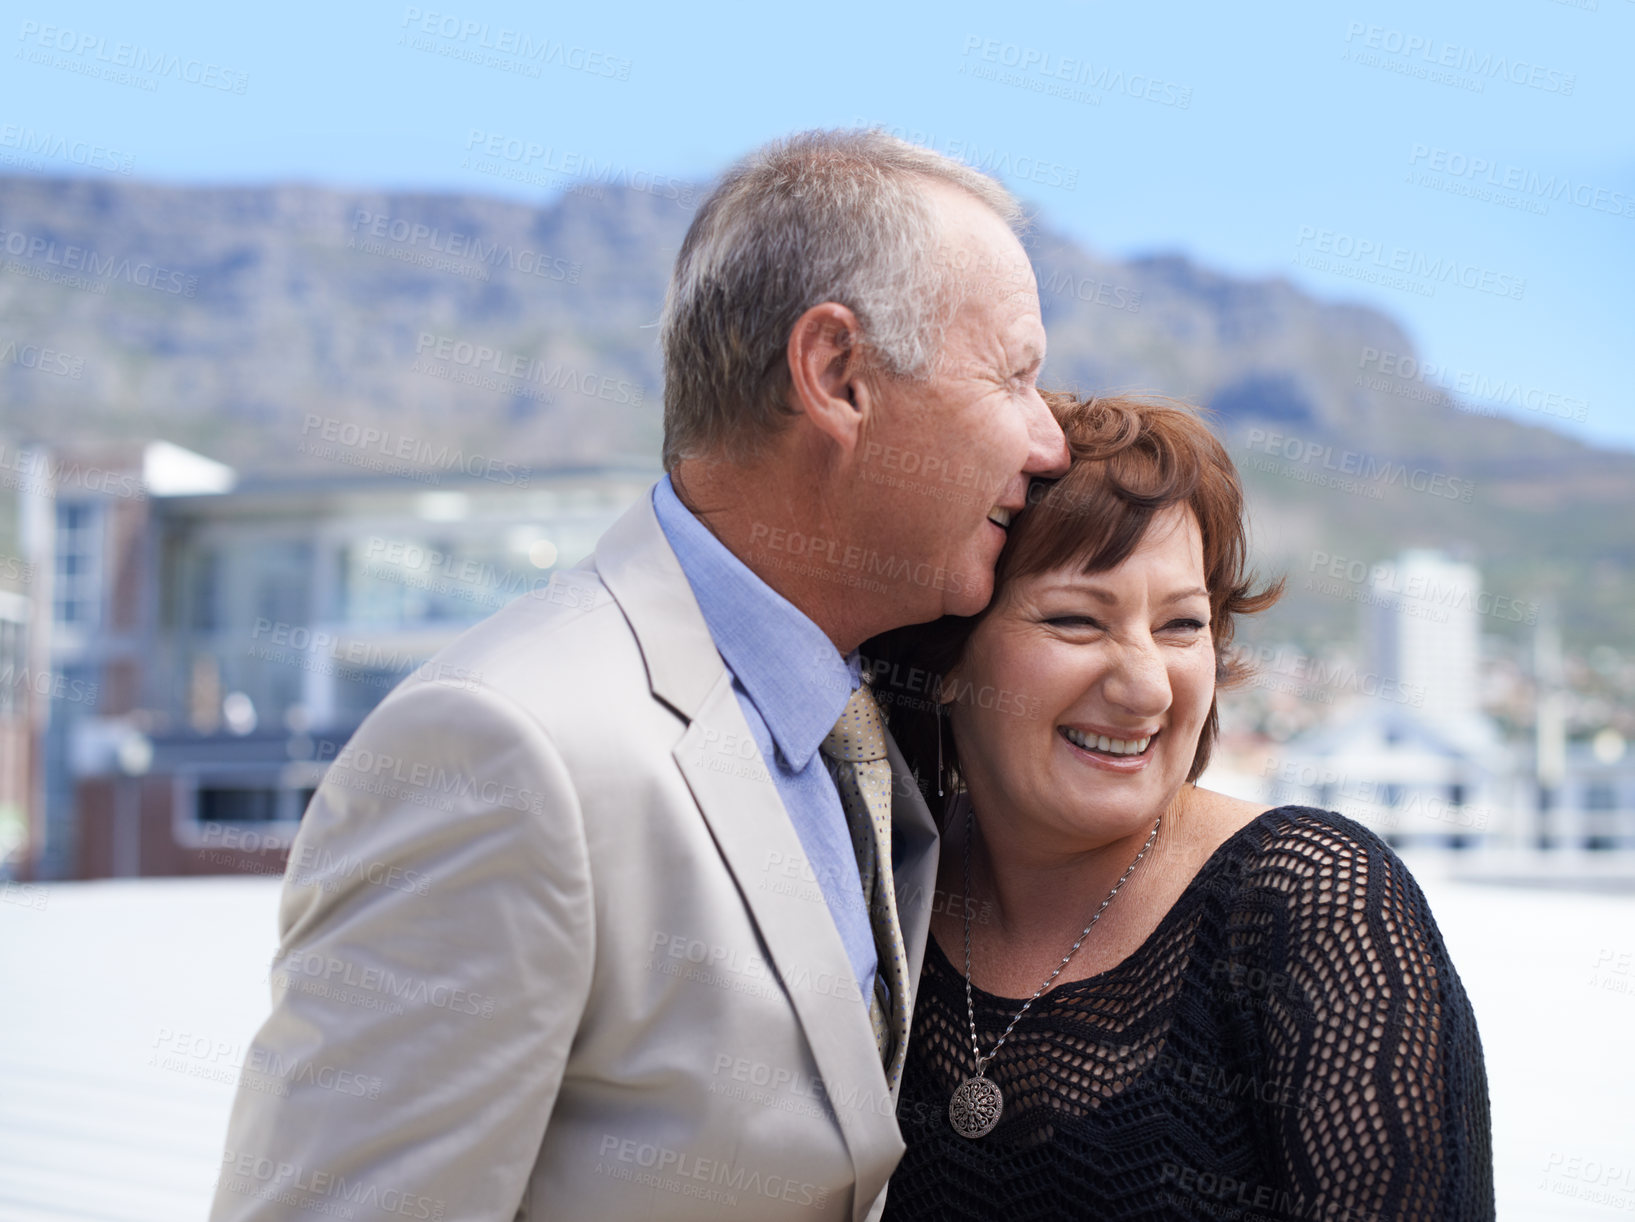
[591,493,722,721]
[675,679,905,1216]
[883,731,939,1074]
[598,493,910,1218]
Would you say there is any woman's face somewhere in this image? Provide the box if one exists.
[945,504,1216,851]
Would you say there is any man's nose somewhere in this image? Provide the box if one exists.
[1021,388,1070,477]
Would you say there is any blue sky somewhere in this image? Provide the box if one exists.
[5,0,1631,450]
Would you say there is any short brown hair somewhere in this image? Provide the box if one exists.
[864,391,1282,804]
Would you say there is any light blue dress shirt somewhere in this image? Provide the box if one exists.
[651,475,878,998]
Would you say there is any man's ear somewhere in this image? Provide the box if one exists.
[787,302,870,453]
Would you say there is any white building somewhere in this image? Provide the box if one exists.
[1264,704,1523,846]
[1271,549,1518,846]
[1368,549,1484,734]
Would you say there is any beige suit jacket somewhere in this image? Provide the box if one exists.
[209,491,941,1222]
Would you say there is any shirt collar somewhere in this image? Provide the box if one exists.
[652,475,859,770]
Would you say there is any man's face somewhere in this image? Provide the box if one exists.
[852,186,1069,622]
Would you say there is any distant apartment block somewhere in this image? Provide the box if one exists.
[6,439,653,880]
[0,588,29,866]
[1270,547,1634,850]
[1369,549,1483,729]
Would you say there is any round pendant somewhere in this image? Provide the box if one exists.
[949,1075,1003,1139]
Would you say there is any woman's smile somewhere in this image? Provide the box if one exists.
[1057,725,1160,771]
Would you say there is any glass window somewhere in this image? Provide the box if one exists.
[53,501,103,628]
[197,786,280,823]
[188,548,221,632]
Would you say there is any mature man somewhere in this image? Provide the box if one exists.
[210,129,1067,1222]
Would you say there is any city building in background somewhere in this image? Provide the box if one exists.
[6,467,1631,881]
[1369,550,1485,732]
[0,587,30,868]
[1261,547,1632,851]
[5,439,653,880]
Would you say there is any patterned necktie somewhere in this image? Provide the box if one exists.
[820,684,911,1089]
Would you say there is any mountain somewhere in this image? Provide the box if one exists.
[1025,229,1633,654]
[0,172,1629,651]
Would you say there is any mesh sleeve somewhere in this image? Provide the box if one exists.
[1233,814,1494,1221]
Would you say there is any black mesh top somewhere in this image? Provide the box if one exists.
[882,805,1494,1222]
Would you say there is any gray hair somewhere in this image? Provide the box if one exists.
[659,129,1023,471]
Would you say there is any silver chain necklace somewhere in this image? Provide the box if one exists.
[948,805,1161,1139]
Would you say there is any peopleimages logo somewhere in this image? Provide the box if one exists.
[1305,550,1537,625]
[459,130,692,205]
[218,1149,446,1221]
[1037,265,1143,313]
[1408,146,1632,219]
[1293,226,1524,301]
[299,412,533,485]
[412,333,644,406]
[1243,428,1474,504]
[855,119,1079,191]
[1341,21,1576,94]
[15,21,250,93]
[399,6,631,79]
[1,339,84,378]
[349,210,581,281]
[958,35,1193,108]
[748,521,971,597]
[1357,348,1589,423]
[0,442,142,499]
[0,226,197,296]
[0,123,134,174]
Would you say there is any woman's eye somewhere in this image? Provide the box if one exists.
[1163,618,1209,632]
[1045,615,1100,629]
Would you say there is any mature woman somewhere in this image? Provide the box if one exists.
[868,393,1493,1221]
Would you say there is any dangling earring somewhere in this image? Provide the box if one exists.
[936,705,945,798]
